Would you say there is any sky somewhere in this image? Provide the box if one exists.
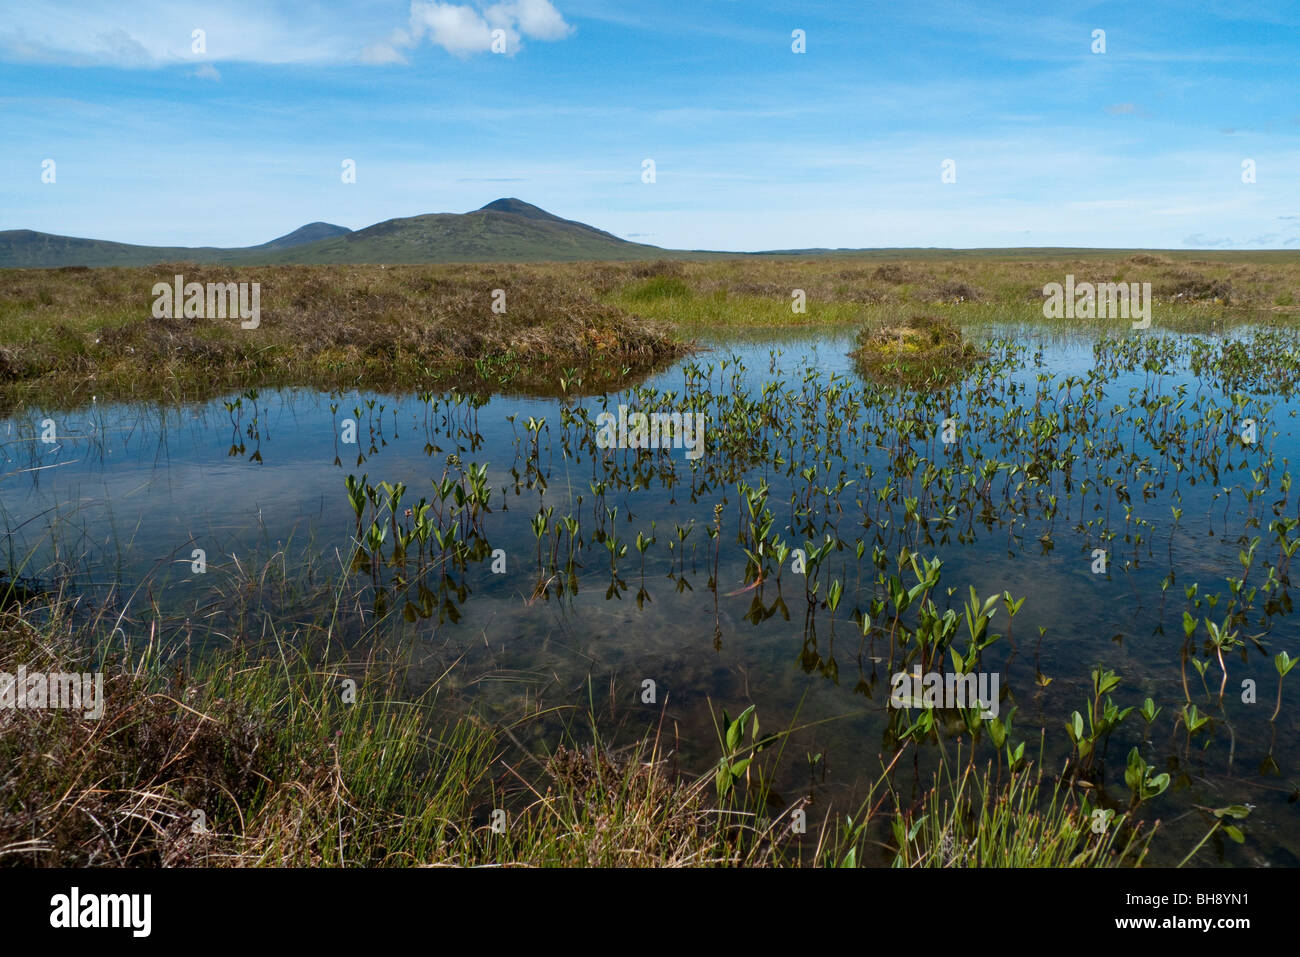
[1,0,1298,251]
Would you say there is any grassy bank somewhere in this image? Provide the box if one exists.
[3,253,1299,409]
[0,596,766,867]
[603,253,1300,332]
[0,587,1156,868]
[0,262,690,411]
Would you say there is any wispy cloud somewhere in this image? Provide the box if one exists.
[1183,233,1238,247]
[0,0,576,66]
[0,1,370,65]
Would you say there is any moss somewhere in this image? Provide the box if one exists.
[851,313,984,388]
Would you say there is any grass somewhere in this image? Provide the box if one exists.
[0,263,690,411]
[607,254,1300,333]
[4,252,1299,410]
[887,750,1155,868]
[0,595,766,867]
[0,574,1169,868]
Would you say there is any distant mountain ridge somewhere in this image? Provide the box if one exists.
[255,222,353,250]
[0,199,665,268]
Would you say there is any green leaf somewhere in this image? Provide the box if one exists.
[727,705,755,753]
[725,722,741,753]
[737,704,755,731]
[1223,825,1245,843]
[988,717,1006,749]
[715,762,732,797]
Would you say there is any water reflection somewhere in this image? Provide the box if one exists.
[3,325,1300,864]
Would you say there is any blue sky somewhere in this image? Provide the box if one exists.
[2,0,1298,250]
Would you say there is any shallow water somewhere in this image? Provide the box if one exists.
[4,325,1299,866]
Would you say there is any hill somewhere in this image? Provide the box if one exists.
[9,202,1296,268]
[264,199,665,264]
[254,222,353,250]
[0,200,663,268]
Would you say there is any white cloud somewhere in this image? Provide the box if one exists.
[0,1,412,66]
[96,28,154,65]
[508,0,572,40]
[0,1,574,66]
[190,62,221,80]
[401,0,572,58]
[409,2,500,56]
[360,40,408,65]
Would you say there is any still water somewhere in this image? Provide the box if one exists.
[3,327,1298,865]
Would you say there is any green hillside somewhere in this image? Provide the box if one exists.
[0,218,354,268]
[0,230,239,268]
[0,200,663,268]
[263,200,664,264]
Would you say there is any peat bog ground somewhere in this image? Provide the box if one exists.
[3,252,1300,867]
